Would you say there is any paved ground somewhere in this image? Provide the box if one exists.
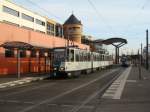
[0,74,50,89]
[0,67,123,112]
[1,66,149,112]
[97,66,150,112]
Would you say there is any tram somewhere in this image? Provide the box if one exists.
[51,46,113,77]
[120,55,129,67]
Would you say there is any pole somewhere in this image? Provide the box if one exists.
[38,51,41,73]
[141,43,143,66]
[115,47,118,64]
[146,29,149,70]
[138,49,142,80]
[45,56,47,73]
[28,52,31,73]
[17,49,20,78]
[118,47,119,64]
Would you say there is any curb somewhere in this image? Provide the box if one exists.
[0,76,49,89]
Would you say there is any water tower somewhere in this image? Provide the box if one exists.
[63,14,82,44]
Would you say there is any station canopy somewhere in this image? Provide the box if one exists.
[0,41,33,50]
[94,37,127,45]
[0,41,50,51]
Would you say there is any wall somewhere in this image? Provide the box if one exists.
[0,0,46,33]
[0,23,89,76]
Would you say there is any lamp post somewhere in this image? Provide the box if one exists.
[146,29,149,70]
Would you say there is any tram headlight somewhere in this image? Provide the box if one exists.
[60,67,65,71]
[54,68,57,70]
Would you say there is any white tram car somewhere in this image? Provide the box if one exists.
[51,47,113,77]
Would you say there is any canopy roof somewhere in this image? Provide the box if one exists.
[0,41,33,50]
[102,38,127,45]
[0,41,51,51]
[94,38,127,45]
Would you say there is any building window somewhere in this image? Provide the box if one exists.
[22,13,34,22]
[47,23,54,31]
[3,6,19,17]
[5,49,14,57]
[47,31,55,36]
[47,22,55,36]
[36,19,45,26]
[55,25,63,37]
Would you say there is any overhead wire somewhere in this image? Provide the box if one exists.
[26,0,62,22]
[141,0,149,10]
[87,0,116,36]
[121,0,150,37]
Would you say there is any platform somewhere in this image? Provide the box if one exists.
[97,65,150,112]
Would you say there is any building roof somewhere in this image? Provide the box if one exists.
[64,14,82,25]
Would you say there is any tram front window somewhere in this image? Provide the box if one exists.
[53,49,66,66]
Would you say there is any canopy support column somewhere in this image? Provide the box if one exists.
[17,49,21,78]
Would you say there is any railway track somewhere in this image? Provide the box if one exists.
[0,67,125,112]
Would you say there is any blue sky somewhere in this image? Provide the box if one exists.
[12,0,150,54]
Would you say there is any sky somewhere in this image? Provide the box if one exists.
[12,0,150,55]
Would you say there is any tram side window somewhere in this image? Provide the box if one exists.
[75,53,79,62]
[103,55,105,61]
[99,54,101,61]
[102,55,104,61]
[5,49,14,57]
[100,55,102,61]
[97,54,100,61]
[94,54,96,61]
[83,53,87,61]
[96,55,98,61]
[97,54,99,61]
[69,49,74,62]
[88,53,91,61]
[85,53,87,61]
[81,52,84,61]
[106,56,108,61]
[79,52,82,61]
